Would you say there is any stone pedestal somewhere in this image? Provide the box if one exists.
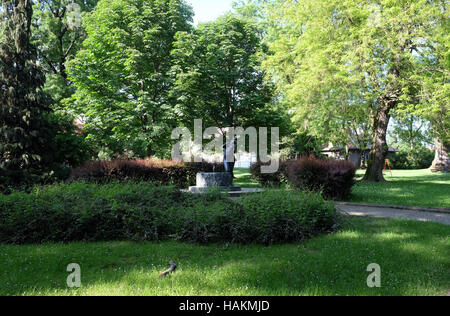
[189,172,241,193]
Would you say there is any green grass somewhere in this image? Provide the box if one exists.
[350,169,450,209]
[1,217,449,296]
[234,168,450,209]
[233,168,262,188]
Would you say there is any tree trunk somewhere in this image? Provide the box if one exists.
[360,150,367,169]
[430,139,449,172]
[363,104,393,182]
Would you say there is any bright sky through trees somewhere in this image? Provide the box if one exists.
[188,0,233,24]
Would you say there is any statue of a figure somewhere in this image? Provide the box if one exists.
[223,139,236,175]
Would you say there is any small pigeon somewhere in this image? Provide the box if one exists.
[159,261,177,278]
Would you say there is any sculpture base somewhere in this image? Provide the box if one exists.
[183,187,263,197]
[189,186,242,193]
[188,172,241,193]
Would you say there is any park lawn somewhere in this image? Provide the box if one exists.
[0,216,449,296]
[234,168,450,209]
[233,168,263,188]
[350,169,450,209]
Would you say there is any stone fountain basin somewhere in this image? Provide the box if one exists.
[189,172,241,193]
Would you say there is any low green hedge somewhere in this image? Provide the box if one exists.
[0,183,338,245]
[233,190,337,244]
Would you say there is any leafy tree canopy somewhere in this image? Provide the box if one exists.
[32,0,98,105]
[263,0,448,181]
[171,15,290,136]
[67,0,194,158]
[0,0,83,187]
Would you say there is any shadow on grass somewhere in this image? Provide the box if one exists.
[1,217,449,296]
[233,168,262,189]
[350,178,450,208]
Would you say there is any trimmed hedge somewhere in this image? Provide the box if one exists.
[0,183,338,245]
[250,161,288,187]
[287,157,357,200]
[69,159,225,188]
[233,190,337,244]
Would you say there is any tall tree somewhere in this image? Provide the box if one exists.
[392,0,450,172]
[388,115,432,150]
[32,0,98,105]
[171,15,281,134]
[419,3,449,172]
[0,0,54,184]
[264,0,448,181]
[427,94,449,172]
[67,0,193,158]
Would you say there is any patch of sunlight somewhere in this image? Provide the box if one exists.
[82,283,133,296]
[334,231,362,239]
[373,232,417,241]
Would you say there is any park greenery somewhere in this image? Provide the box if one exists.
[1,0,449,186]
[0,0,449,297]
[239,168,450,209]
[0,183,337,244]
[1,217,449,296]
[260,0,449,181]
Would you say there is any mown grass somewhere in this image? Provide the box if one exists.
[233,168,262,188]
[351,169,450,209]
[235,168,450,209]
[1,217,449,296]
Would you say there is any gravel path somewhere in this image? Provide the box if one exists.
[338,205,450,226]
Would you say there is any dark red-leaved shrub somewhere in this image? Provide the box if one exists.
[250,161,288,187]
[287,157,356,200]
[69,159,224,188]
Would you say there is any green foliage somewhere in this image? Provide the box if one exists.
[388,115,432,150]
[388,147,434,170]
[0,183,183,244]
[236,190,337,244]
[263,0,448,181]
[280,130,324,160]
[47,113,93,168]
[250,161,288,187]
[0,0,64,188]
[32,0,99,106]
[1,217,449,296]
[67,0,194,158]
[0,183,337,245]
[171,15,281,131]
[394,2,449,145]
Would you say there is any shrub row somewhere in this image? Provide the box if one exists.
[68,159,225,188]
[249,161,288,187]
[250,157,357,200]
[388,147,434,170]
[0,183,337,245]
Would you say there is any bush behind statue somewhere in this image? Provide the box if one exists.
[250,157,357,200]
[249,161,288,187]
[287,157,356,200]
[69,159,225,188]
[0,183,337,245]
